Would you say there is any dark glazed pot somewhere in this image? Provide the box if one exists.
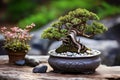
[48,50,101,74]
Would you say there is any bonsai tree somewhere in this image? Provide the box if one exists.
[41,8,107,54]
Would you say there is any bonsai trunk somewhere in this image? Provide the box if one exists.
[56,30,88,53]
[68,30,81,53]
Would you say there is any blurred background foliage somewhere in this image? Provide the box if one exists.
[0,0,120,30]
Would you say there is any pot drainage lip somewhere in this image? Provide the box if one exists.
[48,49,101,58]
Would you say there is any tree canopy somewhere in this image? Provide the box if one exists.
[42,8,107,40]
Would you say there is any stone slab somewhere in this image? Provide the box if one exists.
[0,55,120,80]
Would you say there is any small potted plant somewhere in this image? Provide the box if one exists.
[0,23,35,64]
[41,8,107,73]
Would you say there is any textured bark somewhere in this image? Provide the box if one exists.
[68,30,82,53]
[57,30,88,53]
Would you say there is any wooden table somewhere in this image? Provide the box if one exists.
[0,55,120,80]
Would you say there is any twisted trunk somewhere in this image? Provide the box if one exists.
[68,30,82,53]
[56,30,88,53]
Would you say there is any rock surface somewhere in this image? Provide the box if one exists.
[0,35,7,55]
[0,55,120,80]
[25,57,40,67]
[15,60,25,66]
[33,64,47,73]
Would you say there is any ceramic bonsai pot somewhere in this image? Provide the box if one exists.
[48,50,101,73]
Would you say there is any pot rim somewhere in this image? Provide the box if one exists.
[48,49,101,58]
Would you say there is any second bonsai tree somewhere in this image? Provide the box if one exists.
[42,8,107,55]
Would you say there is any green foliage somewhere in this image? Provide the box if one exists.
[4,40,30,52]
[69,8,99,20]
[59,8,99,24]
[42,8,108,53]
[56,43,88,53]
[18,0,98,30]
[0,24,34,53]
[97,2,120,19]
[56,44,78,53]
[92,21,108,34]
[41,8,107,40]
[85,21,108,34]
[6,0,37,22]
[51,0,96,10]
[18,7,57,30]
[18,0,120,30]
[41,27,67,40]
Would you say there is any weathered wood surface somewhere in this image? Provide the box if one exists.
[0,55,120,80]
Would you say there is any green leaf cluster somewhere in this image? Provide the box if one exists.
[58,8,99,24]
[41,27,67,40]
[85,21,108,34]
[92,21,108,34]
[69,8,99,20]
[4,40,30,53]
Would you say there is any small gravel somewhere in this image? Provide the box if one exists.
[49,49,101,57]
